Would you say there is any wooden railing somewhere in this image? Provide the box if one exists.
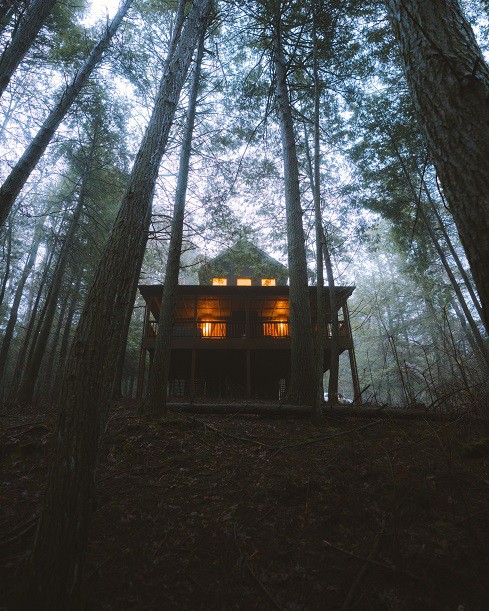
[147,319,349,340]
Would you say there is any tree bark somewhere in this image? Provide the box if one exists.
[0,0,133,227]
[146,29,205,414]
[272,11,315,405]
[0,221,42,384]
[0,0,56,99]
[386,0,489,333]
[26,1,213,606]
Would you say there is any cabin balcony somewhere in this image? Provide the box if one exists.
[142,319,353,351]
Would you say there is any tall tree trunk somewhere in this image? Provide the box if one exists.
[0,0,56,99]
[26,2,213,606]
[322,226,340,406]
[16,136,95,403]
[303,0,325,417]
[0,218,13,308]
[111,0,190,404]
[272,12,315,406]
[0,221,42,384]
[386,0,489,333]
[146,29,205,414]
[0,0,133,228]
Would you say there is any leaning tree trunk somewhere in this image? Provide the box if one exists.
[272,13,315,406]
[0,0,57,99]
[386,0,489,333]
[146,29,205,414]
[0,0,133,228]
[0,221,43,384]
[26,1,213,606]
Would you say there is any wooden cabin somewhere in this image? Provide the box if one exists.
[137,240,360,401]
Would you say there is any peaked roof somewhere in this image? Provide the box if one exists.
[204,239,287,271]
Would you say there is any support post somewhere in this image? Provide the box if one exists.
[245,296,250,338]
[190,349,196,401]
[193,290,198,337]
[136,303,150,400]
[343,303,361,404]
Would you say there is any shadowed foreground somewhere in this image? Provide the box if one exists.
[1,404,489,609]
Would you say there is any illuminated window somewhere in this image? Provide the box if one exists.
[263,321,289,337]
[199,321,226,338]
[212,278,227,286]
[261,278,276,286]
[237,278,252,286]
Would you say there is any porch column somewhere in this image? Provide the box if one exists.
[136,303,150,400]
[245,296,250,338]
[246,349,251,400]
[193,290,198,337]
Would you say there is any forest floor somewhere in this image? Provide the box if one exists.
[1,403,489,610]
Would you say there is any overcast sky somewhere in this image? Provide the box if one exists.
[87,0,121,23]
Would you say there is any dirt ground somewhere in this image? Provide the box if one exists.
[1,404,489,610]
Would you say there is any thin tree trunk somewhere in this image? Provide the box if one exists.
[322,226,340,406]
[303,0,325,418]
[0,0,133,227]
[53,274,80,398]
[16,136,95,403]
[146,29,205,414]
[386,0,489,333]
[0,221,42,383]
[0,219,12,308]
[272,11,315,405]
[0,0,56,99]
[40,276,71,399]
[422,181,484,321]
[393,144,489,369]
[26,2,213,606]
[9,225,58,396]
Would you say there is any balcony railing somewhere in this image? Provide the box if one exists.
[147,319,349,340]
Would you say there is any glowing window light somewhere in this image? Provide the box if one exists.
[237,278,252,286]
[261,278,276,286]
[212,278,227,286]
[199,321,226,338]
[263,321,289,337]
